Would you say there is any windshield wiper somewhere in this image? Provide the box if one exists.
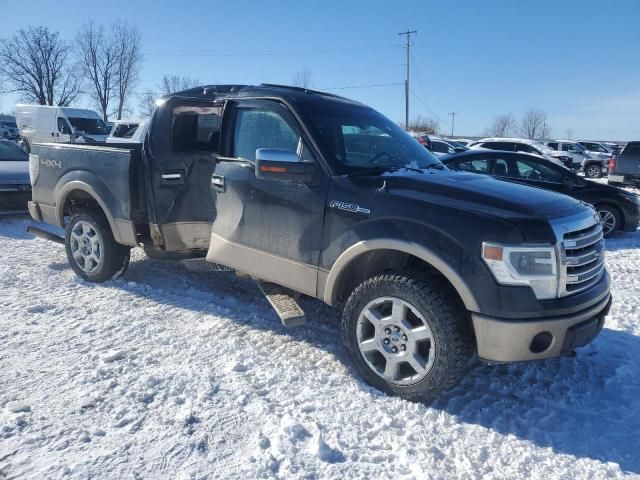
[348,165,425,177]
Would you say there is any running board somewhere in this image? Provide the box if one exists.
[181,258,233,274]
[27,225,64,245]
[256,280,306,327]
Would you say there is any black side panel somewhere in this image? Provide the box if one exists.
[31,143,136,222]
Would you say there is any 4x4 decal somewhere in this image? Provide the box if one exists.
[329,200,371,216]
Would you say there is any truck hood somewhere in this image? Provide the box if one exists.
[371,170,585,220]
[0,161,30,184]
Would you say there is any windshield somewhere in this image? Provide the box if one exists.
[68,117,109,135]
[301,101,441,175]
[0,141,28,161]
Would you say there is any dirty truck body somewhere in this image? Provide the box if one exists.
[28,84,611,400]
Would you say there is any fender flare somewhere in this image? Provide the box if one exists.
[322,238,480,312]
[55,180,135,246]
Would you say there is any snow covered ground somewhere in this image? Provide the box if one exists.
[1,214,639,479]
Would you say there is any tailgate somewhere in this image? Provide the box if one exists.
[615,152,640,176]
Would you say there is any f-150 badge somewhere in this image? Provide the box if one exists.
[329,200,371,216]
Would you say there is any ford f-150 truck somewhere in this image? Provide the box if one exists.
[27,84,611,401]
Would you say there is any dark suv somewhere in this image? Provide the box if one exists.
[609,141,640,187]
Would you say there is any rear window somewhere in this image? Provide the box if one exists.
[171,106,222,152]
[623,143,640,155]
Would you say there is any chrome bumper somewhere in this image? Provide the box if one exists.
[472,294,611,362]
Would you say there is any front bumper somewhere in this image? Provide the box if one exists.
[472,294,611,362]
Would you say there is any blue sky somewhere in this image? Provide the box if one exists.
[1,0,638,140]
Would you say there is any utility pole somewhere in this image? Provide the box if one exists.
[398,29,417,131]
[448,112,458,137]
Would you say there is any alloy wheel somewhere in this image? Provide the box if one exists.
[356,297,435,386]
[69,220,103,273]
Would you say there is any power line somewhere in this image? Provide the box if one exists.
[142,45,401,57]
[409,51,449,125]
[398,30,417,130]
[409,88,450,126]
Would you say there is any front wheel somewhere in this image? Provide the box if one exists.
[65,210,131,282]
[584,164,603,178]
[342,273,473,402]
[596,205,620,237]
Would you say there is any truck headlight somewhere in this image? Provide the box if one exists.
[482,242,558,299]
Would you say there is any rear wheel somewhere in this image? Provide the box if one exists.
[584,164,603,178]
[65,210,130,282]
[596,205,620,237]
[342,273,473,402]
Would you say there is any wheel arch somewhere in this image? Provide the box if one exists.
[322,238,480,312]
[56,180,125,244]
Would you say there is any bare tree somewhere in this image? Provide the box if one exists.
[519,108,551,140]
[482,113,517,137]
[159,75,201,94]
[76,22,117,121]
[292,68,313,88]
[408,115,439,135]
[112,22,142,120]
[0,26,81,106]
[77,21,143,121]
[137,75,201,118]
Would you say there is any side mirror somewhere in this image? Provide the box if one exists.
[255,148,315,182]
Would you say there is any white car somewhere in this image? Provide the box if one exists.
[468,138,572,168]
[544,139,609,178]
[428,137,468,157]
[106,119,142,143]
[15,104,110,152]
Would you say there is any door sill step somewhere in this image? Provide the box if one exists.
[256,280,306,327]
[181,258,233,273]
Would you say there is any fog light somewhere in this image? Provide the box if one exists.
[530,332,553,353]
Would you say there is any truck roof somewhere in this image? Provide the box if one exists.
[168,83,366,108]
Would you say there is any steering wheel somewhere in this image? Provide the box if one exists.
[371,152,393,164]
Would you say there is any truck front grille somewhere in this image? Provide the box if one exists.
[560,221,605,296]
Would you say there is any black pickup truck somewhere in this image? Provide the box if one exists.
[27,84,611,401]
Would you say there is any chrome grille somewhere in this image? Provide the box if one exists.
[560,221,605,296]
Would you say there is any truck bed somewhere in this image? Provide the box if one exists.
[29,142,147,244]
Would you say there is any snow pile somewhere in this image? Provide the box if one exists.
[0,214,639,479]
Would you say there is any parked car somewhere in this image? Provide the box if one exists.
[0,119,20,140]
[578,141,614,159]
[469,137,574,169]
[448,138,474,146]
[428,137,468,157]
[544,139,608,178]
[0,139,30,214]
[27,83,611,401]
[608,141,640,188]
[106,119,142,143]
[15,104,110,152]
[442,149,640,236]
[412,133,432,149]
